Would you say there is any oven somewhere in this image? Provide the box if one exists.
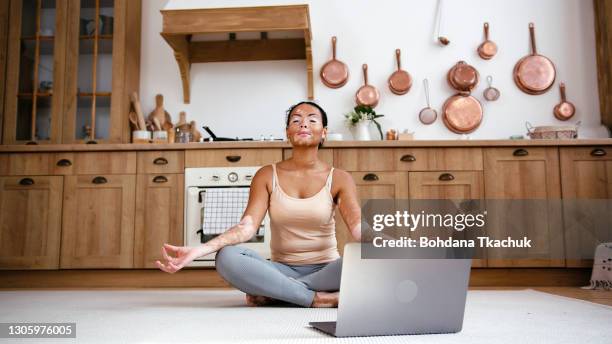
[184,166,271,266]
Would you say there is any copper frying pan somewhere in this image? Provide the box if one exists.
[388,49,412,95]
[478,22,498,60]
[553,82,575,121]
[442,92,483,134]
[447,61,479,92]
[356,64,380,108]
[514,23,556,95]
[320,36,349,88]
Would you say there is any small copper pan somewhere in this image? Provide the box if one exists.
[447,61,479,92]
[388,49,412,95]
[356,64,380,108]
[442,92,483,134]
[478,22,498,60]
[514,23,556,95]
[554,82,576,121]
[320,36,349,88]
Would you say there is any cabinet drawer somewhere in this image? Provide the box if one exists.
[185,149,282,167]
[5,153,54,175]
[0,154,7,175]
[52,152,137,175]
[335,149,396,171]
[408,171,484,199]
[395,148,483,171]
[560,146,611,161]
[138,151,184,174]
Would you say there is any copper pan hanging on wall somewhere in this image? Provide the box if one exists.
[447,61,479,92]
[320,36,349,88]
[388,49,412,95]
[514,23,556,95]
[356,64,380,108]
[442,91,483,134]
[477,22,498,60]
[553,82,576,121]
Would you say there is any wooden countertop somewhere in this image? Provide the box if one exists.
[0,139,611,152]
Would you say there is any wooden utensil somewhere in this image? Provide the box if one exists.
[553,82,576,121]
[478,23,498,60]
[130,92,147,131]
[514,23,556,95]
[152,117,162,131]
[320,36,349,88]
[149,94,171,128]
[177,111,187,127]
[388,49,412,95]
[128,111,140,130]
[190,120,202,142]
[356,64,380,108]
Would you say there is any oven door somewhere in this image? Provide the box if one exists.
[185,186,270,266]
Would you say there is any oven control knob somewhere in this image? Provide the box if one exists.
[228,172,239,183]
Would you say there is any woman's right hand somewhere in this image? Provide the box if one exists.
[156,243,211,274]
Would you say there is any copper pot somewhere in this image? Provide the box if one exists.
[320,36,349,88]
[447,61,479,92]
[514,23,556,95]
[442,92,483,134]
[553,82,576,121]
[356,64,380,108]
[477,22,498,60]
[388,49,412,95]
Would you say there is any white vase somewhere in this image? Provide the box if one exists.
[352,121,372,141]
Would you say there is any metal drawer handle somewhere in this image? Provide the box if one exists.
[19,178,34,186]
[226,155,241,162]
[153,176,168,183]
[92,176,107,184]
[153,157,169,165]
[439,173,455,181]
[590,148,607,157]
[363,173,379,181]
[400,154,416,162]
[513,148,529,157]
[56,159,72,167]
[86,140,98,144]
[25,141,38,145]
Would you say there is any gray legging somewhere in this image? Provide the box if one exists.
[215,245,342,307]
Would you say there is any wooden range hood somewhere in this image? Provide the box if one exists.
[160,4,313,104]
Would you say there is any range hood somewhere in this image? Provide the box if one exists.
[160,4,313,104]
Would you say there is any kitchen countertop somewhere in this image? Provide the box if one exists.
[0,139,611,152]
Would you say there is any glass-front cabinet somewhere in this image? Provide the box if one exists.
[2,0,140,144]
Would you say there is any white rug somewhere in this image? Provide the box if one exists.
[0,289,610,343]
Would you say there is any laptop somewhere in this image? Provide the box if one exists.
[309,243,472,337]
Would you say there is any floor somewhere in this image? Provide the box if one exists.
[0,287,610,343]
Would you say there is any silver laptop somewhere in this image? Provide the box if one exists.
[309,243,472,337]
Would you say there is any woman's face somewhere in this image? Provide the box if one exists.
[286,104,327,147]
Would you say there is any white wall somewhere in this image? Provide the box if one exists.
[139,0,610,140]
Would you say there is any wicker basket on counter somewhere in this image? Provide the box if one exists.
[526,121,580,139]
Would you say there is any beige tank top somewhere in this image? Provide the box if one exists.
[268,163,340,265]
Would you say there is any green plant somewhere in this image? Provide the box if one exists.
[344,105,385,140]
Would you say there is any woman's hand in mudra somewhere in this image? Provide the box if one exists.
[156,244,208,274]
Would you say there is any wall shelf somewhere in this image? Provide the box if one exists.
[160,4,313,104]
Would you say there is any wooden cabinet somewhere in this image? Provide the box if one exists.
[0,175,63,269]
[483,147,564,267]
[560,147,612,267]
[134,173,184,268]
[185,149,282,167]
[335,171,408,255]
[409,171,486,267]
[2,0,141,144]
[60,174,135,268]
[594,0,612,130]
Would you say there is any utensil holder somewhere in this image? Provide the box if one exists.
[132,130,151,144]
[152,130,168,144]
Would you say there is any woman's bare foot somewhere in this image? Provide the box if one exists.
[245,294,277,307]
[311,291,339,308]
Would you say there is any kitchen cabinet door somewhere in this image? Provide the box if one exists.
[560,147,612,267]
[60,174,135,268]
[409,171,486,267]
[334,171,408,256]
[483,148,564,267]
[0,175,63,269]
[134,173,184,268]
